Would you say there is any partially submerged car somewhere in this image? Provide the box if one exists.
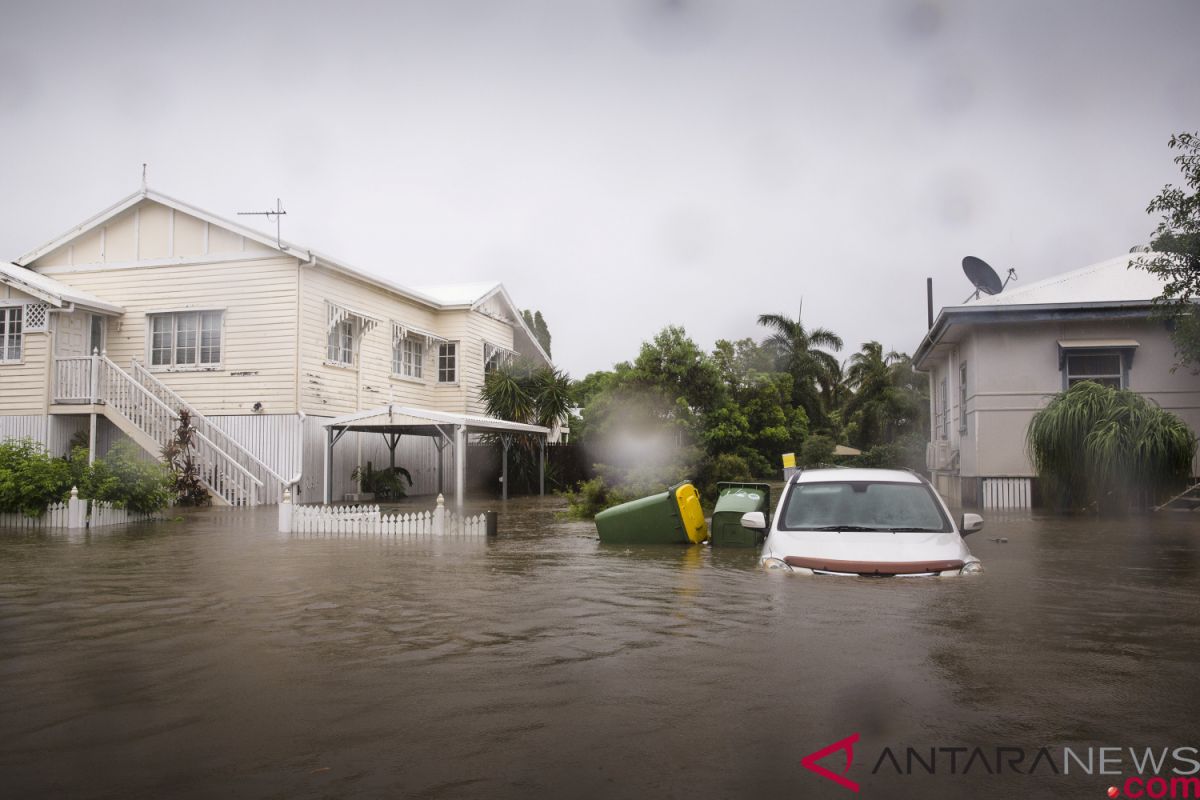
[746,468,983,577]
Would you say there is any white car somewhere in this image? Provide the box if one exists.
[745,468,983,577]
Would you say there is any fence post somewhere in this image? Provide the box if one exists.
[67,486,86,530]
[433,493,446,535]
[278,489,293,533]
[485,510,498,537]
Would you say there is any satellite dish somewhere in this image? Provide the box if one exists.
[963,256,1004,295]
[961,256,1017,303]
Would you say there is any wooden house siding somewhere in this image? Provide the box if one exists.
[297,266,514,416]
[0,331,50,415]
[24,200,302,416]
[33,257,300,415]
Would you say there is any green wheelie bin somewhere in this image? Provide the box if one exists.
[594,481,709,545]
[709,482,772,547]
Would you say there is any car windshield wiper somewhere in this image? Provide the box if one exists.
[809,525,881,532]
[885,527,944,532]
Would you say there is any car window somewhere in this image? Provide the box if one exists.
[780,481,950,532]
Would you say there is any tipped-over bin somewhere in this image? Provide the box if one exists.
[595,481,709,544]
[710,482,772,547]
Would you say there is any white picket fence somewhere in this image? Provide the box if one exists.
[281,492,491,537]
[0,501,73,531]
[0,488,161,531]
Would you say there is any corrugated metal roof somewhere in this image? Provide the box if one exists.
[960,254,1165,307]
[411,282,501,306]
[0,262,124,313]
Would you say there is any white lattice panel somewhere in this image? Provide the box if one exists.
[23,303,48,331]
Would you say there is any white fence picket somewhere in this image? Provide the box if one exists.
[286,497,489,538]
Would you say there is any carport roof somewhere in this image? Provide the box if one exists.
[323,404,550,436]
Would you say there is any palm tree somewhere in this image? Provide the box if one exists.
[480,362,574,493]
[843,341,892,446]
[757,310,843,426]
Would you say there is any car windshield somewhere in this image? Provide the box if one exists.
[780,481,950,532]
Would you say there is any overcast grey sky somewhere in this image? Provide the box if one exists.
[1,0,1197,377]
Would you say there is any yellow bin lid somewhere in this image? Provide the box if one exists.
[674,482,710,544]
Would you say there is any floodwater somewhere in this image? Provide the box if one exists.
[1,497,1199,800]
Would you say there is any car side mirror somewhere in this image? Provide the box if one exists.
[740,511,766,530]
[961,513,984,535]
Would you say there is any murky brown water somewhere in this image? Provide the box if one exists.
[1,497,1199,799]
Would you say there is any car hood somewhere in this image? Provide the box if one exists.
[763,529,974,572]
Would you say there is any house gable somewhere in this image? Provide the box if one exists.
[24,196,280,272]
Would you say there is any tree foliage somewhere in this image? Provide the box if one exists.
[0,439,73,517]
[1135,131,1200,370]
[1027,381,1196,511]
[566,320,930,515]
[757,310,843,425]
[521,309,553,358]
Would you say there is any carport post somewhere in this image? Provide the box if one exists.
[454,424,466,509]
[324,426,333,504]
[539,436,545,496]
[500,434,511,501]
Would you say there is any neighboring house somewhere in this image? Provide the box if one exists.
[913,253,1200,509]
[0,187,553,504]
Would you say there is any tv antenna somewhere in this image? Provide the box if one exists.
[961,255,1017,303]
[237,197,287,249]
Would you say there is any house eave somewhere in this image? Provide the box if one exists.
[912,301,1158,371]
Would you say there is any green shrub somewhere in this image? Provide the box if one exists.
[566,476,625,519]
[799,434,835,466]
[0,439,73,517]
[83,442,173,514]
[351,461,413,500]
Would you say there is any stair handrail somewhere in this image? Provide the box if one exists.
[130,359,290,489]
[100,356,263,501]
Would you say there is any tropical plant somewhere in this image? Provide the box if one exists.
[480,360,573,494]
[1027,381,1197,511]
[0,438,73,517]
[757,309,843,426]
[351,461,413,500]
[162,410,211,506]
[1135,131,1200,369]
[842,344,928,448]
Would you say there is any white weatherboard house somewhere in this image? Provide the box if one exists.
[0,187,554,505]
[913,254,1200,509]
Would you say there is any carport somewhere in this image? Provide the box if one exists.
[322,404,550,507]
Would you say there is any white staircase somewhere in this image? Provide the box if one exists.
[129,360,290,504]
[53,354,286,506]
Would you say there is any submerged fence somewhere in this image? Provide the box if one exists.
[280,492,494,537]
[0,488,162,531]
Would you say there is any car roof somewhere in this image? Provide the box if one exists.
[793,468,923,485]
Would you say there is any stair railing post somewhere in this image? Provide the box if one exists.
[88,348,100,465]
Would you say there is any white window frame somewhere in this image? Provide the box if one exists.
[483,341,515,375]
[147,310,224,371]
[0,304,23,364]
[1064,351,1126,390]
[327,317,354,367]
[392,334,425,381]
[438,341,458,385]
